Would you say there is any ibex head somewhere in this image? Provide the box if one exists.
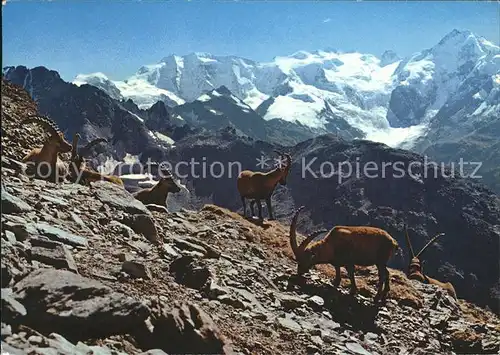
[289,206,328,275]
[20,115,72,153]
[405,225,445,277]
[152,162,182,193]
[274,150,292,186]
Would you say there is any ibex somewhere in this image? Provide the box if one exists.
[289,206,400,302]
[404,225,457,299]
[20,115,72,183]
[237,150,291,220]
[68,133,124,186]
[132,164,183,207]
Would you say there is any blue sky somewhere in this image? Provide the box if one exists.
[3,1,499,81]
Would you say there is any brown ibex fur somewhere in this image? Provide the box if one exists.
[132,165,182,207]
[20,115,72,183]
[404,225,457,299]
[68,133,124,186]
[289,206,400,302]
[237,150,291,220]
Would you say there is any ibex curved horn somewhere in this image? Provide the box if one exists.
[415,232,445,258]
[404,224,416,258]
[71,133,81,161]
[289,206,326,259]
[20,115,60,137]
[80,138,107,155]
[289,206,305,258]
[273,149,283,156]
[159,163,173,177]
[283,152,292,168]
[299,228,328,255]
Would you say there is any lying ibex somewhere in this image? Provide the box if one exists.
[289,206,400,302]
[132,164,183,208]
[237,150,291,220]
[68,133,124,186]
[404,225,457,299]
[20,115,72,183]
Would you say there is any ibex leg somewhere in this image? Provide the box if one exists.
[250,200,256,216]
[333,265,341,288]
[346,265,357,295]
[241,196,247,217]
[256,199,263,220]
[266,197,274,220]
[374,264,385,301]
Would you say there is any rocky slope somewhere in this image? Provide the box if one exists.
[160,129,500,314]
[3,77,499,314]
[3,69,500,355]
[2,170,500,355]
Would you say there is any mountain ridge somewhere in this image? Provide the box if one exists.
[71,29,499,151]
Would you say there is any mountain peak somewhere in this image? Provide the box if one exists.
[213,85,232,96]
[289,50,311,60]
[431,28,498,62]
[437,29,475,47]
[380,50,400,66]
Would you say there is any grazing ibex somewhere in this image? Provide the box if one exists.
[20,115,72,183]
[68,133,124,186]
[132,164,183,208]
[289,206,400,302]
[237,150,291,220]
[404,225,457,299]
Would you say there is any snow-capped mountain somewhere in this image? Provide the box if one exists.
[73,72,185,109]
[171,85,362,145]
[172,85,269,141]
[74,29,499,149]
[388,29,499,128]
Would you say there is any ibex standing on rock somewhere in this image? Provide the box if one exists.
[404,225,457,299]
[289,207,400,302]
[68,133,124,186]
[20,115,72,183]
[237,150,291,220]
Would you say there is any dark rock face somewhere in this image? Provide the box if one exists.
[380,50,400,67]
[412,73,499,195]
[173,86,271,142]
[387,85,428,127]
[12,269,150,341]
[421,119,500,195]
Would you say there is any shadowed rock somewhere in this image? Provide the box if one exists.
[149,301,232,354]
[12,269,150,341]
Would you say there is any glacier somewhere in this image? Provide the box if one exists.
[73,29,499,149]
